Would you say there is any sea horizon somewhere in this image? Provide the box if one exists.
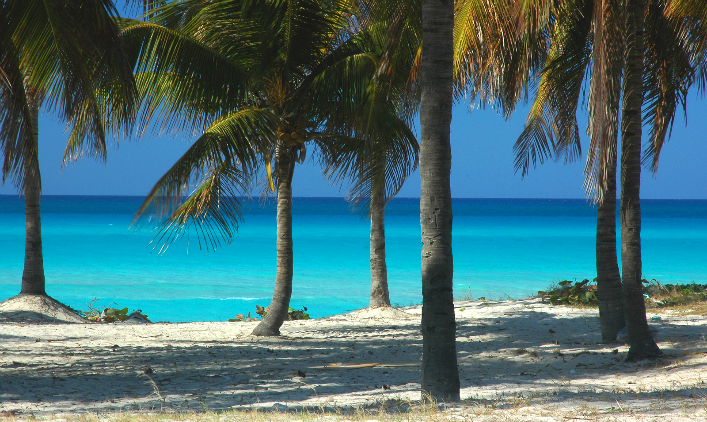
[2,195,706,322]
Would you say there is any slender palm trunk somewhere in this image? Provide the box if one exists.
[596,152,624,342]
[21,99,46,296]
[252,147,295,336]
[419,0,460,402]
[369,182,390,308]
[620,0,661,361]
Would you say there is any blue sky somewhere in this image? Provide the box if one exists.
[2,97,706,199]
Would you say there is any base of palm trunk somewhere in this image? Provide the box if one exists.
[368,300,391,309]
[0,293,87,323]
[251,317,282,336]
[625,342,662,362]
[597,282,625,343]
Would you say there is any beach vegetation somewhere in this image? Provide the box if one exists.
[643,280,707,313]
[230,305,309,322]
[323,1,420,311]
[455,287,474,301]
[77,299,151,322]
[539,278,707,315]
[539,279,598,306]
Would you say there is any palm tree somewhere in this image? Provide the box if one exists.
[620,0,662,361]
[511,0,700,348]
[0,0,135,305]
[323,1,420,309]
[119,0,400,335]
[325,119,418,310]
[418,0,460,402]
[510,0,626,343]
[417,0,528,400]
[328,122,419,310]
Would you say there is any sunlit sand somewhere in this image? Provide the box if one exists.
[1,296,706,420]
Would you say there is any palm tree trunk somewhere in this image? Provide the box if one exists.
[252,147,295,336]
[419,0,460,402]
[596,151,624,342]
[620,0,661,361]
[21,99,46,296]
[369,182,390,308]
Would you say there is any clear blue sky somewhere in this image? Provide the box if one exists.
[1,97,706,199]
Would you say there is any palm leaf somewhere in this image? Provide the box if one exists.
[134,107,277,251]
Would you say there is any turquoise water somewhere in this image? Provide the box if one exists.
[1,196,706,322]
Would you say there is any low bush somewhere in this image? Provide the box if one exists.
[230,305,310,322]
[538,279,597,306]
[78,298,150,322]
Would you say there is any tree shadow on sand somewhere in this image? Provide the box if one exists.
[0,300,706,416]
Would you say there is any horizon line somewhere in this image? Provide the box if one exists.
[1,194,705,201]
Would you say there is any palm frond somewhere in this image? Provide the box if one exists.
[133,107,276,251]
[642,0,700,172]
[147,163,250,254]
[0,29,34,190]
[514,0,591,178]
[584,0,624,202]
[120,21,251,136]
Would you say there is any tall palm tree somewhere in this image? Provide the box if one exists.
[419,0,460,402]
[119,0,402,335]
[511,0,700,348]
[0,0,135,302]
[324,0,420,309]
[417,0,528,400]
[324,114,419,309]
[620,0,662,361]
[511,0,627,343]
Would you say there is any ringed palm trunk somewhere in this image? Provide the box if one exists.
[369,181,391,308]
[21,98,46,296]
[252,146,295,336]
[596,151,625,342]
[419,0,460,402]
[620,0,661,361]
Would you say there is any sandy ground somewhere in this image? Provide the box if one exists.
[1,296,706,421]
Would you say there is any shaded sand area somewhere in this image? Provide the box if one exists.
[1,297,706,421]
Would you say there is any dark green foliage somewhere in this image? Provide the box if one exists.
[539,279,597,306]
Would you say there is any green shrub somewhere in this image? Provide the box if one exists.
[230,305,310,322]
[539,279,597,306]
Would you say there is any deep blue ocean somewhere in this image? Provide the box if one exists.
[1,196,706,322]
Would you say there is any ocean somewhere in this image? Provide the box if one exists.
[1,196,706,322]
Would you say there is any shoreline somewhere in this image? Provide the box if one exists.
[1,297,706,420]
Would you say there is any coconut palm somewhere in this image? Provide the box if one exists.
[0,0,136,304]
[620,0,660,361]
[409,0,530,400]
[418,0,460,401]
[510,0,627,343]
[322,0,421,309]
[118,0,404,335]
[511,0,702,356]
[324,107,419,310]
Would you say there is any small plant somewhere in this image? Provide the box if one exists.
[539,279,597,306]
[229,304,310,322]
[456,287,474,301]
[229,312,258,322]
[80,298,150,322]
[287,306,310,320]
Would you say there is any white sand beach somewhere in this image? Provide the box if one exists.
[1,296,706,421]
